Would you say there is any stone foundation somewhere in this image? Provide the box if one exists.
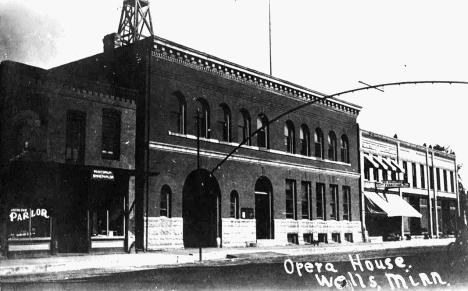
[275,219,362,244]
[221,218,256,247]
[145,217,183,250]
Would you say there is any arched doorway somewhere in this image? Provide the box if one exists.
[255,176,274,239]
[182,169,221,248]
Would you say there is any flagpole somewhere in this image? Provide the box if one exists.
[269,0,272,76]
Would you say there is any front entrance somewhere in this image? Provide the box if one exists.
[56,168,88,253]
[182,169,221,248]
[255,176,274,239]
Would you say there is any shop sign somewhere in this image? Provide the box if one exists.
[92,169,114,180]
[378,180,410,188]
[9,208,49,222]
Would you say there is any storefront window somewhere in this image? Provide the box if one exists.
[8,208,51,239]
[91,196,124,237]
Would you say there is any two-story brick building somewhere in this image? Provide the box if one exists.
[49,35,363,250]
[359,129,459,241]
[0,61,137,257]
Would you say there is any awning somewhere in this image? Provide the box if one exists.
[390,159,405,173]
[372,156,388,170]
[382,158,397,171]
[364,192,422,218]
[364,153,379,168]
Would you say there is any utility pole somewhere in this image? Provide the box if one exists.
[196,109,202,261]
[268,0,272,76]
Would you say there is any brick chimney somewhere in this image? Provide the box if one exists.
[103,33,122,52]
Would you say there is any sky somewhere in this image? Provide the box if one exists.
[1,0,467,183]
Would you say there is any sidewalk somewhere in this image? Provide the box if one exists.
[0,238,453,277]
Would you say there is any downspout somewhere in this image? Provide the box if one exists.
[425,148,433,238]
[431,151,439,238]
[145,43,151,252]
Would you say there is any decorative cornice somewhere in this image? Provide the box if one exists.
[149,36,361,117]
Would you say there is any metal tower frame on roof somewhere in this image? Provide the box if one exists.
[118,0,154,45]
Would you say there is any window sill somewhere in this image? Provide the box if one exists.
[168,131,352,166]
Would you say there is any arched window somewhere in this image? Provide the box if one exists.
[314,128,324,158]
[219,103,232,142]
[238,109,251,145]
[230,191,239,219]
[284,120,295,154]
[160,185,172,218]
[257,114,269,149]
[328,131,337,161]
[300,124,310,156]
[340,135,349,163]
[196,98,210,138]
[171,91,186,134]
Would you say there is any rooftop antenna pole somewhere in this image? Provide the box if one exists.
[269,0,272,76]
[118,0,154,46]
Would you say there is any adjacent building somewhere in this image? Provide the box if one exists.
[0,61,136,257]
[360,130,459,241]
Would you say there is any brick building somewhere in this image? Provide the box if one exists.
[0,61,136,257]
[50,35,363,249]
[360,130,459,241]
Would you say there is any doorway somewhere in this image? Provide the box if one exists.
[255,176,274,239]
[182,169,221,248]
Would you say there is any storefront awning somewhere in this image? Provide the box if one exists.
[373,156,389,170]
[364,192,422,218]
[382,158,397,171]
[390,159,405,173]
[364,153,379,168]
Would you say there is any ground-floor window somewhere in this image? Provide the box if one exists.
[8,208,51,239]
[91,196,124,237]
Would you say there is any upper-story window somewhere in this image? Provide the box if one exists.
[196,98,210,139]
[412,162,417,187]
[328,131,337,161]
[436,168,441,190]
[314,128,324,159]
[403,161,408,183]
[160,185,172,218]
[450,171,455,192]
[420,164,425,189]
[257,114,269,149]
[65,110,86,164]
[101,109,121,160]
[171,91,186,134]
[340,135,349,163]
[443,170,448,192]
[219,103,232,142]
[238,109,251,146]
[300,124,310,156]
[284,120,295,154]
[429,166,434,190]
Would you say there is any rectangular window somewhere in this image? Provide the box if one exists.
[8,208,51,239]
[436,168,441,191]
[412,163,417,187]
[364,163,370,180]
[301,181,312,219]
[91,196,124,237]
[429,166,434,190]
[66,110,86,163]
[286,180,297,219]
[420,164,425,189]
[101,109,121,160]
[382,170,388,181]
[316,183,325,220]
[403,161,408,183]
[443,170,448,192]
[342,186,351,221]
[373,168,379,182]
[391,170,396,181]
[450,171,455,193]
[330,185,338,220]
